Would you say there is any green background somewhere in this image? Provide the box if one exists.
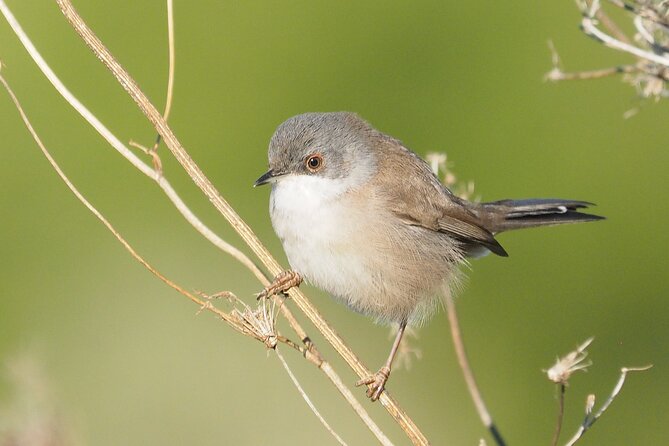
[0,1,667,445]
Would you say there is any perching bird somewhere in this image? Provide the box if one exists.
[255,112,602,401]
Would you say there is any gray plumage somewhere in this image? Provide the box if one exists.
[257,112,603,326]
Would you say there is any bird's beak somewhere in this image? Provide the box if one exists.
[254,169,281,187]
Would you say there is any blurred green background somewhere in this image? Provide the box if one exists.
[0,1,667,445]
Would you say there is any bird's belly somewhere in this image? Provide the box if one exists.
[269,177,384,311]
[269,176,456,325]
[272,192,372,300]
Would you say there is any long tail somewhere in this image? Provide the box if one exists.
[480,199,604,233]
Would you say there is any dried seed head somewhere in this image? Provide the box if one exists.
[231,297,279,349]
[546,337,594,384]
[199,290,279,349]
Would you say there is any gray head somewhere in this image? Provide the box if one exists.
[254,112,378,187]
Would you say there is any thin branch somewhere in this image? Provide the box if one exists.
[551,384,566,446]
[545,338,595,446]
[0,69,250,337]
[151,0,175,152]
[606,0,669,28]
[0,0,267,286]
[162,0,175,123]
[274,327,395,446]
[546,64,638,81]
[551,0,669,101]
[596,6,631,44]
[634,15,656,47]
[1,65,393,444]
[49,1,427,443]
[444,292,505,446]
[545,40,639,82]
[275,348,349,446]
[0,4,393,443]
[580,1,669,68]
[318,362,395,446]
[275,299,394,446]
[564,365,652,446]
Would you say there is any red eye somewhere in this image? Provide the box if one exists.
[306,154,323,172]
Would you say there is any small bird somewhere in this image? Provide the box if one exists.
[255,112,602,401]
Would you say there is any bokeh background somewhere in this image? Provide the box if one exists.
[0,1,667,445]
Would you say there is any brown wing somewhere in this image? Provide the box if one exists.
[369,136,508,257]
[437,213,508,256]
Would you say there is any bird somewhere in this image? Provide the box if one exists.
[254,111,603,401]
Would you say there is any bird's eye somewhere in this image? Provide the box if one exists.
[305,154,324,172]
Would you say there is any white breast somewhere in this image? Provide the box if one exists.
[269,175,374,304]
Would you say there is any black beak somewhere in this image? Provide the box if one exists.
[254,169,277,187]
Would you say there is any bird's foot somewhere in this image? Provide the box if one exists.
[356,366,391,402]
[257,270,303,300]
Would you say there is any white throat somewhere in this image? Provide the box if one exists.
[269,173,372,301]
[271,174,350,210]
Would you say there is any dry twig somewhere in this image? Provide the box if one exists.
[0,64,391,445]
[547,0,669,104]
[545,338,593,446]
[444,293,505,446]
[427,153,504,446]
[276,348,349,446]
[0,1,410,444]
[47,1,425,443]
[563,365,652,446]
[543,338,651,446]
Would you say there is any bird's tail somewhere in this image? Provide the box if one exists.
[479,199,604,234]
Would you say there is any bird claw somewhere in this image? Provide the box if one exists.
[257,270,303,300]
[356,366,391,402]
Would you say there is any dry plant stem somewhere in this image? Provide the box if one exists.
[545,40,639,82]
[445,293,505,446]
[551,384,566,446]
[0,0,266,286]
[563,365,652,446]
[2,70,389,446]
[275,348,349,446]
[52,1,427,443]
[277,298,395,446]
[580,0,669,67]
[0,72,248,338]
[547,65,638,81]
[596,6,631,44]
[161,0,175,123]
[0,5,391,444]
[151,0,175,152]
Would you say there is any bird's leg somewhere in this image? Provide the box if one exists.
[356,321,407,401]
[257,270,303,300]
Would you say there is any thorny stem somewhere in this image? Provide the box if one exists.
[445,292,506,446]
